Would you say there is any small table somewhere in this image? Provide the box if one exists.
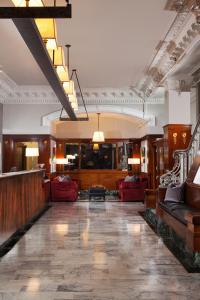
[88,186,106,201]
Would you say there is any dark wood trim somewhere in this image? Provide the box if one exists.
[0,171,47,248]
[0,6,72,19]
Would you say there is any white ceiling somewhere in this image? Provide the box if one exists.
[0,0,175,88]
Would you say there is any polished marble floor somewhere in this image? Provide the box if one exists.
[0,201,200,300]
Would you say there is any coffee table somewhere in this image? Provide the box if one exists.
[88,186,106,201]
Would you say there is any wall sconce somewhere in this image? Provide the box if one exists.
[182,132,187,145]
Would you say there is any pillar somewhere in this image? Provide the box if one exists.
[163,89,192,170]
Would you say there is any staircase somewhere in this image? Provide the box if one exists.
[160,116,200,187]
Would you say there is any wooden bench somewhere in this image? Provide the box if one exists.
[156,155,200,252]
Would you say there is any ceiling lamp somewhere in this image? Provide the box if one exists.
[71,102,78,111]
[35,18,57,50]
[48,46,64,65]
[60,44,89,119]
[68,91,77,103]
[56,66,69,82]
[63,80,75,95]
[11,0,44,7]
[48,46,70,81]
[92,113,105,142]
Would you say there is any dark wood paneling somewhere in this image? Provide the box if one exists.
[163,124,192,170]
[3,135,52,173]
[0,170,46,247]
[57,170,129,190]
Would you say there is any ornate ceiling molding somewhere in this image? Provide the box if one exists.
[137,4,200,96]
[0,72,164,105]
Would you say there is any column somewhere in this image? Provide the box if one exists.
[163,87,192,171]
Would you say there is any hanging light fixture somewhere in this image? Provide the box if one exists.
[62,44,75,95]
[63,80,75,95]
[48,46,69,81]
[35,18,57,50]
[59,44,89,119]
[11,0,44,7]
[92,113,105,142]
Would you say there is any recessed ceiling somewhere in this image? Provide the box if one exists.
[0,0,175,87]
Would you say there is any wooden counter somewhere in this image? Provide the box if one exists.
[0,170,47,247]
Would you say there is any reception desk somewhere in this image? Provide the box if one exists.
[0,170,47,248]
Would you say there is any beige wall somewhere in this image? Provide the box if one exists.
[54,114,144,139]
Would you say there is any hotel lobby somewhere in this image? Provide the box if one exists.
[1,0,200,299]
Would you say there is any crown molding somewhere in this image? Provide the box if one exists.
[0,71,164,105]
[137,8,200,96]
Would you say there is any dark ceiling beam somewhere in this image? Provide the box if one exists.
[12,18,76,120]
[60,117,89,121]
[0,6,72,19]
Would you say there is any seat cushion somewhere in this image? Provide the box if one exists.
[159,201,198,225]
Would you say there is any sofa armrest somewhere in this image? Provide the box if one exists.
[186,212,200,225]
[157,187,167,203]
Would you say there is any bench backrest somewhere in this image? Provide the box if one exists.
[185,154,200,209]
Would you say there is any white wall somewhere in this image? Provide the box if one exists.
[168,91,191,124]
[54,114,142,139]
[3,104,61,134]
[3,103,167,138]
[191,87,198,132]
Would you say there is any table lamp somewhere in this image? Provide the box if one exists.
[128,157,141,174]
[25,147,39,170]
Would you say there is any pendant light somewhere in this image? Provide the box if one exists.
[92,113,105,142]
[11,0,44,7]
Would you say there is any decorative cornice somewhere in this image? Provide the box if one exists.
[137,5,200,96]
[0,72,164,105]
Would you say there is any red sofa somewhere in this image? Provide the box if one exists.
[51,180,78,202]
[118,178,148,202]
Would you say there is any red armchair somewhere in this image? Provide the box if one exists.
[51,180,78,202]
[118,179,148,202]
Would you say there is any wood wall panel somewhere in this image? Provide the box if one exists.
[3,135,53,173]
[163,124,192,171]
[58,170,129,190]
[0,171,47,247]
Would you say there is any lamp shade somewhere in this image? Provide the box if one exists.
[25,148,39,157]
[128,158,140,165]
[56,66,69,82]
[67,155,75,160]
[93,143,99,151]
[63,80,75,95]
[56,158,68,165]
[48,46,65,67]
[12,0,44,6]
[35,19,57,50]
[71,102,78,111]
[68,92,77,104]
[92,131,105,142]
